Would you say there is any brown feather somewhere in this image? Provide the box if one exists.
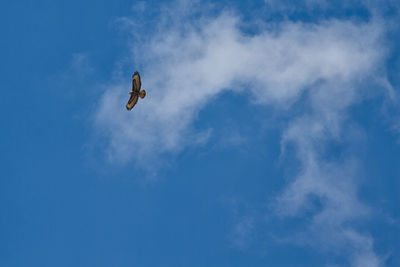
[126,94,139,110]
[132,72,141,92]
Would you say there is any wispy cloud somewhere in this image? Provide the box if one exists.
[94,2,391,265]
[95,10,383,160]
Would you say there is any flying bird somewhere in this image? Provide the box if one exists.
[126,71,146,110]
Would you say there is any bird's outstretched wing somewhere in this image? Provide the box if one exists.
[132,71,141,92]
[126,94,139,110]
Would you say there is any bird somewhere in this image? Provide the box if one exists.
[126,71,146,110]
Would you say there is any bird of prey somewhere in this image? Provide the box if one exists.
[126,71,146,110]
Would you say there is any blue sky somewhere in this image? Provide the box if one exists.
[1,0,400,266]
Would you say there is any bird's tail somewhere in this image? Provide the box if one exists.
[139,90,146,99]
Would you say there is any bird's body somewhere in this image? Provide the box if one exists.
[126,71,146,110]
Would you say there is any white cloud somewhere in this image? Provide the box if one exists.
[263,0,387,14]
[95,5,389,266]
[95,12,382,160]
